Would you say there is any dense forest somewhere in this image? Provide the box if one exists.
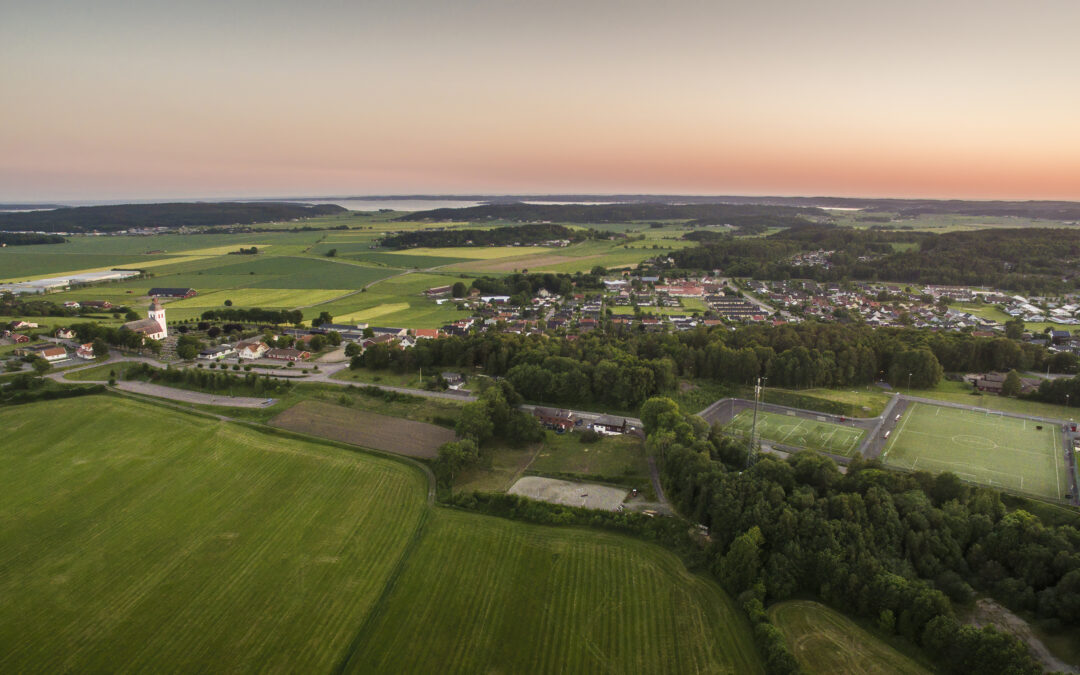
[649,399,1078,675]
[380,223,582,248]
[402,202,823,227]
[0,202,345,233]
[671,225,1080,293]
[0,233,66,245]
[353,322,1070,409]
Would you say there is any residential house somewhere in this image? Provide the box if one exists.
[76,343,96,359]
[55,328,75,339]
[199,345,237,360]
[533,406,576,431]
[266,348,310,362]
[235,340,269,360]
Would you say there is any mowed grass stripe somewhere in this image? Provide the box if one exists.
[346,509,763,674]
[0,396,427,673]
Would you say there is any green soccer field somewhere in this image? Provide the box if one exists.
[724,409,866,456]
[883,402,1068,500]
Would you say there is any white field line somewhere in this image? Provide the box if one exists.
[778,419,803,445]
[885,403,917,455]
[1053,425,1061,498]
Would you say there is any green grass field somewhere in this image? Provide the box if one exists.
[529,430,650,482]
[0,396,428,672]
[724,409,865,456]
[884,402,1068,499]
[344,508,764,673]
[769,600,932,675]
[1,395,763,672]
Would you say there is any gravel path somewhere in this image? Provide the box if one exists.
[113,381,276,408]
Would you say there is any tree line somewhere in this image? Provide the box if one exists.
[352,322,1069,410]
[380,223,582,249]
[200,307,304,325]
[670,225,1080,293]
[0,233,66,245]
[647,397,1071,675]
[0,202,345,233]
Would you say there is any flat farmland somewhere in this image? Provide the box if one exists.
[770,601,931,675]
[884,402,1067,499]
[343,508,764,674]
[343,251,472,268]
[0,396,428,673]
[268,399,456,459]
[165,287,349,310]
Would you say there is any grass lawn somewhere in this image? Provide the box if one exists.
[529,430,650,484]
[0,395,428,673]
[769,600,932,675]
[723,409,865,456]
[884,402,1068,500]
[343,508,764,674]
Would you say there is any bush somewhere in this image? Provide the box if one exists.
[579,428,602,443]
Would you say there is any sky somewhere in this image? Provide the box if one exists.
[2,0,1079,201]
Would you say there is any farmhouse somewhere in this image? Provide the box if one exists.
[81,300,112,310]
[15,343,68,361]
[11,320,39,329]
[424,285,452,297]
[122,298,167,341]
[533,406,576,431]
[974,372,1041,395]
[591,414,629,434]
[76,343,95,359]
[235,340,269,360]
[147,287,197,298]
[266,348,310,362]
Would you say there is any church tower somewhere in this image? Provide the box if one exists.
[149,297,167,338]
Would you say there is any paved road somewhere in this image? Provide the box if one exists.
[114,381,277,407]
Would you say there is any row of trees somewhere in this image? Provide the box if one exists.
[381,223,582,248]
[200,307,305,325]
[646,397,1075,674]
[70,322,160,353]
[348,322,1075,409]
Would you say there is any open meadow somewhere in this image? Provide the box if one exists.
[884,402,1068,500]
[769,600,932,675]
[723,409,865,456]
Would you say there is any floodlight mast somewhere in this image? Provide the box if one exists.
[748,377,763,469]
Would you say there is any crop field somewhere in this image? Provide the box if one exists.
[883,402,1067,499]
[769,600,931,675]
[723,409,865,456]
[0,396,428,673]
[165,287,349,310]
[268,400,456,458]
[342,508,764,674]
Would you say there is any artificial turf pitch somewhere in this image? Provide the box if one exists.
[883,402,1067,500]
[723,410,865,456]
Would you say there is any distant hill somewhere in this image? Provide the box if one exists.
[0,202,346,233]
[400,202,823,227]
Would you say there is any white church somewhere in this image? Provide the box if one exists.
[122,297,168,342]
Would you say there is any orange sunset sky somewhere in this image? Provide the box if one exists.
[2,0,1079,201]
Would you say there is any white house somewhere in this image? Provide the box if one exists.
[235,340,269,360]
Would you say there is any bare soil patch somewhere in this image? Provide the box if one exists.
[269,400,455,459]
[508,476,627,511]
[968,598,1078,674]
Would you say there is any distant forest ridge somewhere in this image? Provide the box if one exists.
[0,202,346,233]
[400,202,824,227]
[280,194,1080,220]
[381,223,581,248]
